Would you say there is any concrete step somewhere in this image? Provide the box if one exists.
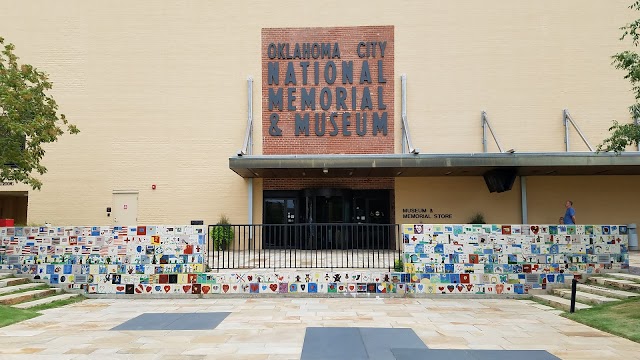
[552,289,620,305]
[0,282,44,295]
[588,277,640,291]
[532,294,592,311]
[0,273,11,280]
[12,293,80,309]
[607,273,640,283]
[0,288,60,305]
[0,277,29,288]
[577,284,640,299]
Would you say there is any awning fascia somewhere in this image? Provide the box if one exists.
[229,152,640,178]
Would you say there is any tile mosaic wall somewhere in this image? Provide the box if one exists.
[0,224,628,296]
[1,225,206,294]
[402,224,629,294]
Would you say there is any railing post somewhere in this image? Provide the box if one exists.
[570,278,578,313]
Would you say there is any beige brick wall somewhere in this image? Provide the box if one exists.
[0,0,637,225]
[526,176,640,225]
[395,176,640,226]
[395,177,523,225]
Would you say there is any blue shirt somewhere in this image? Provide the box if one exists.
[564,207,575,225]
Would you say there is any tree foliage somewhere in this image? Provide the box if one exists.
[0,36,79,189]
[598,1,640,153]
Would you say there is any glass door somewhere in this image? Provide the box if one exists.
[263,198,296,248]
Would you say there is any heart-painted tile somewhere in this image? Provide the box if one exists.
[250,283,259,293]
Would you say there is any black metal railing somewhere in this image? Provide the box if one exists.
[206,223,402,271]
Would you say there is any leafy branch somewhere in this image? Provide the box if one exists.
[0,36,79,189]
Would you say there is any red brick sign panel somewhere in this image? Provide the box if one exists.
[261,26,394,155]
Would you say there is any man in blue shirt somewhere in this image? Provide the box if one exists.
[563,200,576,225]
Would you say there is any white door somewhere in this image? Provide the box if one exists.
[112,191,138,226]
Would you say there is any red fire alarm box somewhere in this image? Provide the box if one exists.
[0,219,15,227]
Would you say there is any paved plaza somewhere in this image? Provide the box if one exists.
[1,297,639,359]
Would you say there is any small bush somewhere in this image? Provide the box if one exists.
[469,213,486,224]
[394,258,404,272]
[210,215,234,250]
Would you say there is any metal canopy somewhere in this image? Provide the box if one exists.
[229,152,640,178]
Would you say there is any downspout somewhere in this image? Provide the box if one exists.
[247,77,254,228]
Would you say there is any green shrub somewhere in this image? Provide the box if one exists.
[469,212,486,224]
[210,215,234,250]
[394,258,404,272]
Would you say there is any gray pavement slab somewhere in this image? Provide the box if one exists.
[110,312,230,331]
[301,327,428,360]
[301,327,368,360]
[391,349,561,360]
[360,327,428,359]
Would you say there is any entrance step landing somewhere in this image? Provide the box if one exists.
[588,277,640,291]
[551,289,619,305]
[0,282,44,295]
[532,294,592,311]
[576,284,640,299]
[607,273,640,283]
[12,293,81,309]
[0,288,60,305]
[0,277,29,288]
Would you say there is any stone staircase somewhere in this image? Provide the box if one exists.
[532,273,640,312]
[0,272,81,309]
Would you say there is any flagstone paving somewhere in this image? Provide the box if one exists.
[0,298,639,359]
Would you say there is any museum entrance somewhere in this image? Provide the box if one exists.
[262,189,392,249]
[0,191,28,225]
